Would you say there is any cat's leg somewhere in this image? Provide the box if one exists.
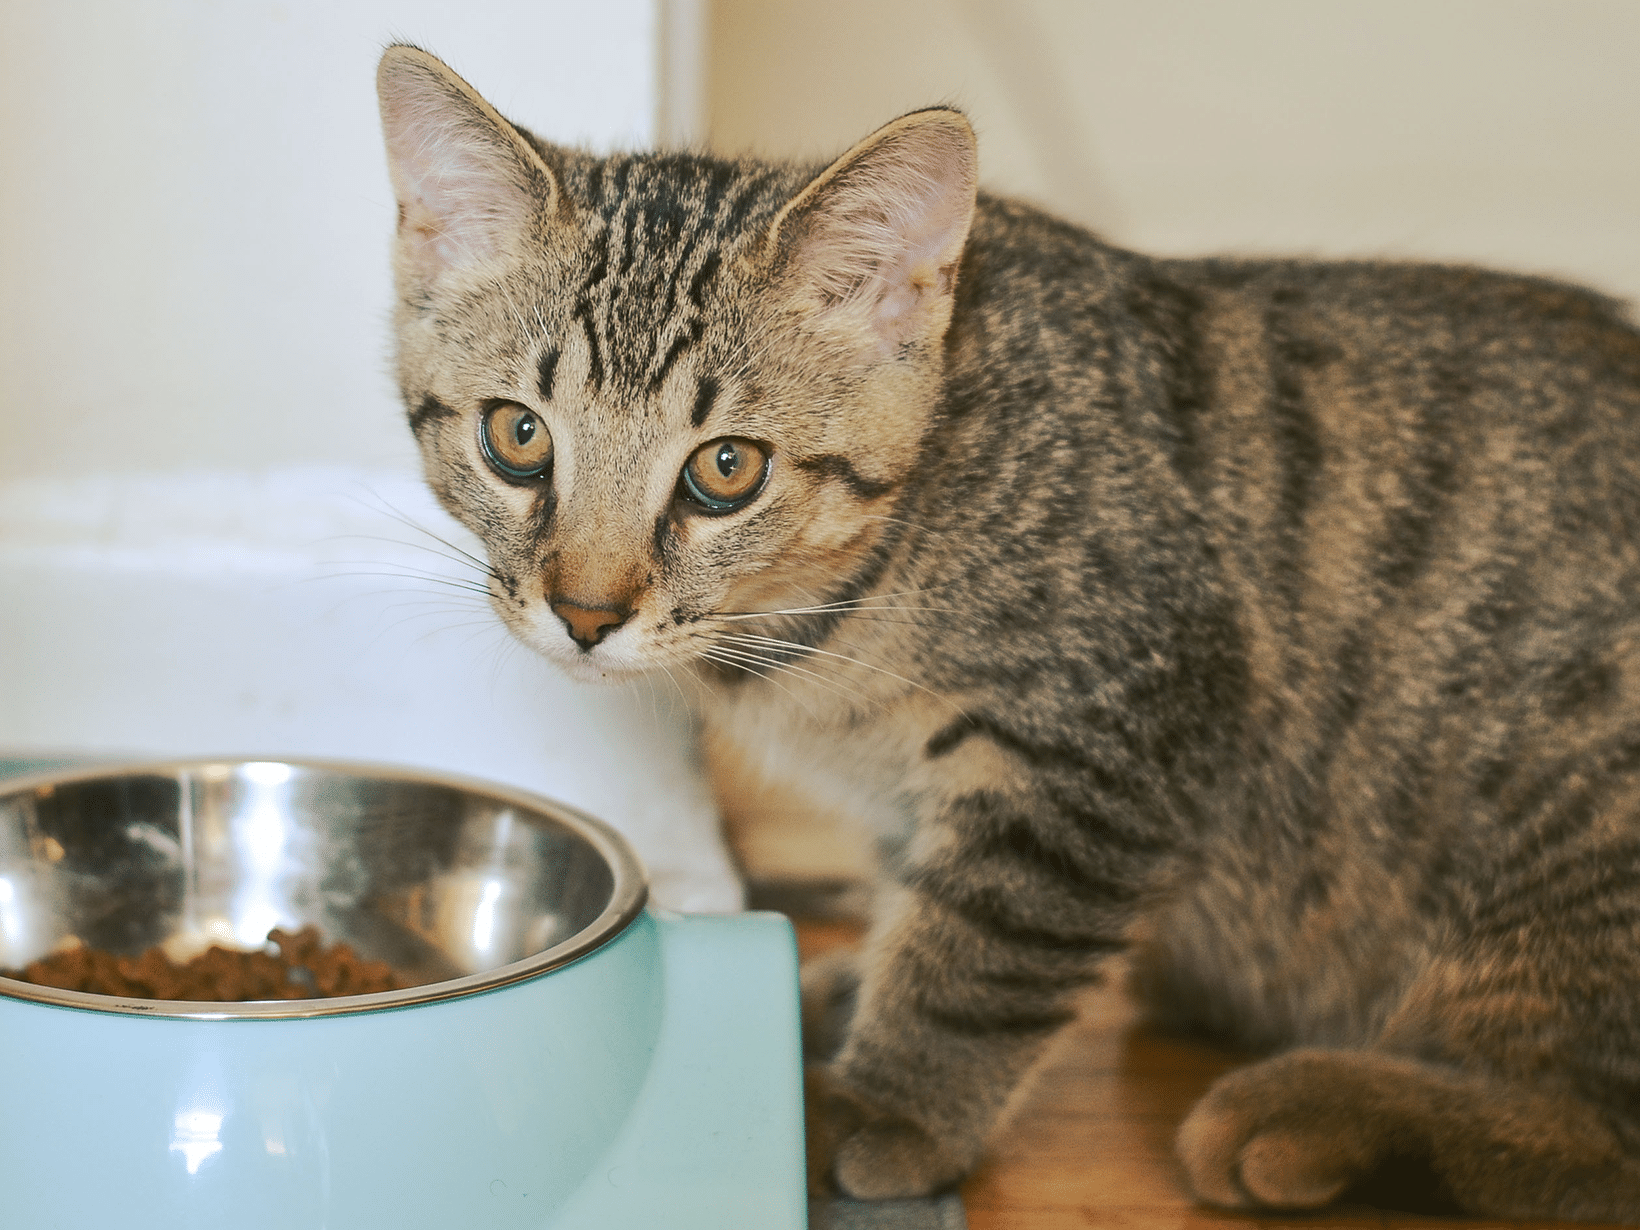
[801,947,862,1061]
[800,690,1187,1197]
[808,763,1145,1199]
[1177,1047,1640,1219]
[807,885,1110,1198]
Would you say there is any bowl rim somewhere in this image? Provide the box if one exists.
[0,756,650,1020]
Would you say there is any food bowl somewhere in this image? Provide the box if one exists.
[0,760,804,1229]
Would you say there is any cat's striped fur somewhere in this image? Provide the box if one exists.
[378,46,1640,1217]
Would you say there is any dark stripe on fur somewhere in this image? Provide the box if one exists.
[907,865,1132,951]
[926,713,1153,811]
[528,485,557,538]
[573,303,604,390]
[653,164,735,322]
[581,227,611,295]
[536,346,559,401]
[650,317,703,392]
[687,249,721,310]
[911,996,1076,1038]
[614,202,638,279]
[1039,786,1177,858]
[974,967,1079,992]
[794,454,898,500]
[652,512,673,564]
[1376,368,1462,589]
[1263,294,1328,608]
[966,814,1119,895]
[1546,650,1619,718]
[1125,271,1211,489]
[574,229,611,389]
[408,394,456,434]
[691,375,721,428]
[725,171,776,234]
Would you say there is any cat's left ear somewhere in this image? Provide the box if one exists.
[766,108,978,357]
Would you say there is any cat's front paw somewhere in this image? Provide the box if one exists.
[805,1066,972,1199]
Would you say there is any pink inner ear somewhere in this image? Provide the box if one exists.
[379,68,535,279]
[869,192,972,340]
[794,122,976,351]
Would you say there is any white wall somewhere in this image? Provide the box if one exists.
[0,2,746,912]
[708,0,1640,308]
[0,0,662,483]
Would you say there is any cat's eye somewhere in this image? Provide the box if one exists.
[679,438,770,514]
[480,401,553,480]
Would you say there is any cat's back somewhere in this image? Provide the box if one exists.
[942,195,1640,562]
[957,190,1640,420]
[931,192,1640,691]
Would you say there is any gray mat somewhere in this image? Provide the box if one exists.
[809,1194,967,1230]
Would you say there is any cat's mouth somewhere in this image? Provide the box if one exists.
[507,609,653,685]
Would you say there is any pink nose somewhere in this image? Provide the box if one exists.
[550,600,630,649]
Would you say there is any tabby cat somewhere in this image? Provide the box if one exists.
[376,45,1640,1218]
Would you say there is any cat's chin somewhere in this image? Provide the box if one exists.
[536,643,650,686]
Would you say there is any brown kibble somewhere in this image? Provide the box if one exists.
[4,927,411,1002]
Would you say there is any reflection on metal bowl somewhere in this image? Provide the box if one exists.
[0,760,804,1229]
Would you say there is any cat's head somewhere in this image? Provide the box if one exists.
[376,46,976,683]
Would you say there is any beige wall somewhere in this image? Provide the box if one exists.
[708,0,1640,305]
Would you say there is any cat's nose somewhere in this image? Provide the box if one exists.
[550,599,630,650]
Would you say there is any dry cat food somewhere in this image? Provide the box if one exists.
[4,926,407,1001]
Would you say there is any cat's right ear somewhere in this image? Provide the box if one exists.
[376,45,561,287]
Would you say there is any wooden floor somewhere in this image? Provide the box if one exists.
[792,917,1611,1230]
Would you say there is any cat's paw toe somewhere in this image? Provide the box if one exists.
[1237,1128,1353,1207]
[806,1066,968,1199]
[1175,1091,1253,1207]
[834,1115,963,1200]
[1177,1053,1369,1210]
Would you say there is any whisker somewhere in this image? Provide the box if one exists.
[322,557,494,586]
[699,642,873,710]
[329,533,498,579]
[697,648,825,722]
[858,513,952,542]
[717,631,957,711]
[299,580,492,609]
[486,627,527,692]
[374,603,496,628]
[720,605,955,622]
[408,618,509,650]
[653,660,692,713]
[313,568,495,597]
[715,591,958,621]
[344,493,498,578]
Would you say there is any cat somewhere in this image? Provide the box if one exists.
[376,43,1640,1219]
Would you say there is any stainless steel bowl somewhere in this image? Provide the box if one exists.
[0,759,807,1229]
[0,759,648,1017]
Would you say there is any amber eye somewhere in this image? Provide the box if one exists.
[480,402,553,480]
[679,437,770,514]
